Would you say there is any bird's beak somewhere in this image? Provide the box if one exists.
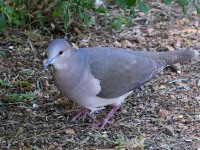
[44,58,54,69]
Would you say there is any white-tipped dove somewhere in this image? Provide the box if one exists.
[45,39,199,129]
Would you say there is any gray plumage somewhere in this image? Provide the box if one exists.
[45,39,198,114]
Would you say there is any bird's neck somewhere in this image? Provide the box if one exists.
[54,51,91,97]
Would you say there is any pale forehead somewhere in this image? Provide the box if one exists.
[48,39,71,51]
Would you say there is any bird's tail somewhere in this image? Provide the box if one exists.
[132,49,199,65]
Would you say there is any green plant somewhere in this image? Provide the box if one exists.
[93,132,107,141]
[115,134,124,150]
[0,0,200,31]
[165,0,200,14]
[0,79,11,88]
[0,79,36,102]
[0,88,36,102]
[135,127,145,149]
[0,1,27,30]
[5,93,36,102]
[53,0,107,31]
[115,0,149,13]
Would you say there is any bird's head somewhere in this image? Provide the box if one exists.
[44,39,73,69]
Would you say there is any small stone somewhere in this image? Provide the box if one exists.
[165,45,175,51]
[113,41,122,47]
[137,104,144,110]
[121,108,128,114]
[79,41,88,47]
[136,36,146,42]
[170,94,176,100]
[32,103,39,109]
[191,10,197,15]
[158,109,169,118]
[172,115,180,121]
[53,142,59,147]
[185,139,192,142]
[121,40,132,48]
[147,28,154,36]
[43,80,50,89]
[138,12,145,17]
[194,96,200,101]
[26,108,32,113]
[51,23,55,30]
[0,65,9,73]
[57,147,63,150]
[9,46,14,50]
[174,41,181,48]
[178,123,184,129]
[65,128,75,137]
[179,115,184,119]
[194,21,199,27]
[177,70,182,74]
[197,79,200,87]
[134,119,141,123]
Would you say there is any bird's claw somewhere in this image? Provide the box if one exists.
[71,108,90,122]
[91,106,121,130]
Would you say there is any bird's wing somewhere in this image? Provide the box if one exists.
[76,47,166,98]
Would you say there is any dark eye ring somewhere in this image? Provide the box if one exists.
[59,51,64,55]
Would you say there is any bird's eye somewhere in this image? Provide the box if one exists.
[59,51,64,55]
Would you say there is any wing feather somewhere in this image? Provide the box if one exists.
[77,47,166,98]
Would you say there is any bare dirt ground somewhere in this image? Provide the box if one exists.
[0,2,200,150]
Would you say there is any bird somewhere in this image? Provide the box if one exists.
[44,39,199,130]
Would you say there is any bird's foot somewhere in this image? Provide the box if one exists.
[92,106,120,130]
[71,108,91,122]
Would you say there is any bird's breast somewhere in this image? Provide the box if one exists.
[54,68,101,105]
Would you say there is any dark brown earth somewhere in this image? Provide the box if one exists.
[0,2,200,150]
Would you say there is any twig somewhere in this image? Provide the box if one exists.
[136,100,152,118]
[185,113,194,121]
[28,38,36,56]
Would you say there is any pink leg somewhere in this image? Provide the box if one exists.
[71,108,90,122]
[95,106,120,130]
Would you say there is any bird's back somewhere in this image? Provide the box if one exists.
[76,47,166,98]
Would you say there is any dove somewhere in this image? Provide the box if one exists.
[45,39,198,129]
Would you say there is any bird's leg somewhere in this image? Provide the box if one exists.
[71,108,90,122]
[95,105,120,130]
